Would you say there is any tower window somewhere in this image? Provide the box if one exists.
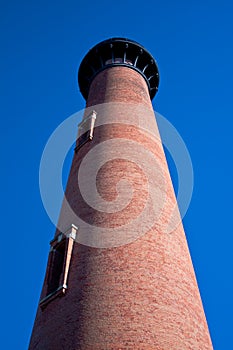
[39,225,77,309]
[75,110,97,152]
[47,240,66,295]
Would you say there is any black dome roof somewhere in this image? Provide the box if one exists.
[78,37,159,100]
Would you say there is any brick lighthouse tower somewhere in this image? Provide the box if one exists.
[29,38,213,349]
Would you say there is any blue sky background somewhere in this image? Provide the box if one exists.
[1,1,232,349]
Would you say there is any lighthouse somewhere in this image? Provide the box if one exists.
[29,38,213,349]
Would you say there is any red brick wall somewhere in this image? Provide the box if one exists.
[29,67,213,349]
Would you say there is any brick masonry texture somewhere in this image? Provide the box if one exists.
[29,67,213,349]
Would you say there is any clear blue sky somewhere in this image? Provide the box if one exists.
[1,1,232,349]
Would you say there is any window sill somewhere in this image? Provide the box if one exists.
[39,284,67,310]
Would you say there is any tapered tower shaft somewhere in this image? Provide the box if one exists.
[29,38,213,349]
